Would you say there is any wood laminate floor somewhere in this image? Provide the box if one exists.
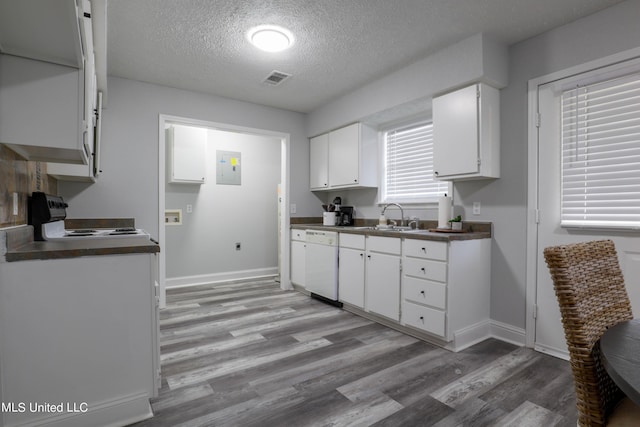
[133,278,578,427]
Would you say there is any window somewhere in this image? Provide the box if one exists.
[560,70,640,229]
[380,121,448,204]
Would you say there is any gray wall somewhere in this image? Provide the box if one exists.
[165,129,280,280]
[59,76,313,240]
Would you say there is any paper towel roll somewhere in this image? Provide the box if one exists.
[438,195,452,229]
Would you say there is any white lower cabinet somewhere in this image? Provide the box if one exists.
[365,236,401,322]
[293,228,491,352]
[0,253,159,427]
[338,233,365,308]
[290,230,306,287]
[401,238,491,348]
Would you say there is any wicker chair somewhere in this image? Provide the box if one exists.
[544,240,640,426]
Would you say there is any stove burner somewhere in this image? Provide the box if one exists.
[114,228,137,232]
[64,233,95,237]
[69,229,97,234]
[109,230,138,235]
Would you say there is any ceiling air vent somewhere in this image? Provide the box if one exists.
[263,70,291,86]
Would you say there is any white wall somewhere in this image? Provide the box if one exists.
[59,76,313,239]
[165,128,280,280]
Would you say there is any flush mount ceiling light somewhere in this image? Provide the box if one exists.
[248,25,294,52]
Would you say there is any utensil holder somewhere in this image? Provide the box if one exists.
[323,212,337,226]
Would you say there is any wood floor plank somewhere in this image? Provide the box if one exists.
[429,346,540,408]
[160,332,266,364]
[495,400,566,427]
[166,338,333,389]
[133,278,578,427]
[248,335,425,396]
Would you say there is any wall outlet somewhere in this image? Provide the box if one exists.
[290,203,297,214]
[186,204,193,213]
[235,242,241,250]
[473,202,481,215]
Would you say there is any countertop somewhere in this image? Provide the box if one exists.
[1,223,160,262]
[291,221,491,242]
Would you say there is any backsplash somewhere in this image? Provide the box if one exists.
[0,144,57,228]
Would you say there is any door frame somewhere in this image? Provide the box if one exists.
[525,46,640,350]
[157,114,291,308]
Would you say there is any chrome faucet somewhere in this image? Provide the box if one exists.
[382,203,404,226]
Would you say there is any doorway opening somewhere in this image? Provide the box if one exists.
[157,114,290,307]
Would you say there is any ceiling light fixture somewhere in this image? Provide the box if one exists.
[248,25,294,52]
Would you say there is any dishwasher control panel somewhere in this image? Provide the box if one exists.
[305,230,338,246]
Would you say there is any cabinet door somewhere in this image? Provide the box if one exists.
[328,123,360,187]
[365,252,400,321]
[291,241,306,286]
[309,133,329,190]
[0,55,86,164]
[339,247,365,308]
[168,125,207,184]
[433,84,480,178]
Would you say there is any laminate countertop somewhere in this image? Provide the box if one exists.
[1,224,159,262]
[291,221,491,242]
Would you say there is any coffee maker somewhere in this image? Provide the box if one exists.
[338,206,354,226]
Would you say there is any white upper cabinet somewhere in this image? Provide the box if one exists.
[0,0,84,68]
[0,54,88,164]
[309,122,377,191]
[167,125,207,184]
[433,83,500,181]
[309,133,329,190]
[0,0,104,166]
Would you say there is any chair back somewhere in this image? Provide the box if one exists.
[544,240,633,426]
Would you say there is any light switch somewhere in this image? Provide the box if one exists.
[290,204,297,214]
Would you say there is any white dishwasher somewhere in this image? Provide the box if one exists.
[304,230,341,305]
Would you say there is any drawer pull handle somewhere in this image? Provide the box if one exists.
[420,290,425,296]
[421,247,426,252]
[420,267,426,273]
[419,316,424,322]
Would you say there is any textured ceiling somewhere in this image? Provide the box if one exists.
[107,0,625,113]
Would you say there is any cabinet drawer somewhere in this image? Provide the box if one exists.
[291,229,306,241]
[403,276,446,310]
[402,301,446,338]
[403,258,447,283]
[340,233,365,250]
[403,239,447,261]
[367,236,401,255]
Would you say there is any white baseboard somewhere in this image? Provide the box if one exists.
[534,344,570,361]
[490,320,526,347]
[165,267,278,289]
[449,320,492,352]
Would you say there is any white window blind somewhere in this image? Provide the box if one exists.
[382,121,448,203]
[560,71,640,229]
